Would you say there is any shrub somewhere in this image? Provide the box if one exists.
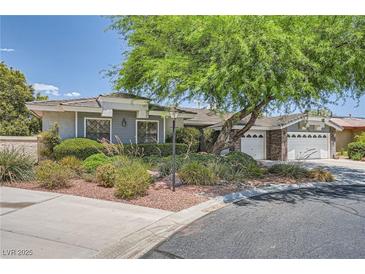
[158,155,186,176]
[354,132,365,143]
[0,147,35,182]
[127,143,189,157]
[39,123,61,158]
[54,138,103,160]
[83,153,112,173]
[96,163,117,187]
[179,161,217,185]
[114,161,152,199]
[348,142,365,161]
[59,156,84,176]
[268,163,308,179]
[224,151,256,166]
[36,160,72,189]
[166,127,200,152]
[308,168,334,182]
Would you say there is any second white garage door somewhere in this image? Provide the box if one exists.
[287,132,329,160]
[240,131,266,160]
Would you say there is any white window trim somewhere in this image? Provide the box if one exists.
[84,117,112,142]
[163,116,166,143]
[135,120,160,144]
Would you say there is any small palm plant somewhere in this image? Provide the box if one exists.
[0,146,35,183]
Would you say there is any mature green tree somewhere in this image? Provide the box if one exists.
[0,62,42,136]
[110,16,365,153]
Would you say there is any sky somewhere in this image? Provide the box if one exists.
[1,15,364,116]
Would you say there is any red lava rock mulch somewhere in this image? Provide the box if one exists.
[2,174,307,212]
[2,180,210,212]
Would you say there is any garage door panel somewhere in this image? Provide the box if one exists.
[287,132,329,160]
[241,131,266,160]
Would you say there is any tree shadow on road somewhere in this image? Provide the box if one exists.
[235,185,365,209]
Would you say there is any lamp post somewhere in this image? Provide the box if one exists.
[170,106,178,192]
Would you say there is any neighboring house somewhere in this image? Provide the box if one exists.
[26,93,195,144]
[187,112,342,160]
[330,116,365,151]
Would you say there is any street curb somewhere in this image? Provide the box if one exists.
[93,197,227,259]
[223,180,365,203]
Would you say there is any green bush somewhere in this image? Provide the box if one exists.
[36,160,72,189]
[158,155,186,176]
[0,147,35,182]
[83,153,112,173]
[54,138,103,160]
[348,142,365,161]
[114,161,152,199]
[39,123,61,158]
[354,132,365,143]
[166,127,200,152]
[268,163,308,179]
[59,156,84,176]
[125,143,189,157]
[179,161,217,185]
[96,163,117,187]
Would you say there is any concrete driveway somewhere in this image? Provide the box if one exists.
[0,187,171,258]
[143,159,365,259]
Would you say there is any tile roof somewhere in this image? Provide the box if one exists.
[330,117,365,128]
[181,108,233,126]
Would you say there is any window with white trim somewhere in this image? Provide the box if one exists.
[137,121,158,144]
[85,118,111,141]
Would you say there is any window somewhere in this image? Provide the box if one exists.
[85,118,111,141]
[137,120,159,144]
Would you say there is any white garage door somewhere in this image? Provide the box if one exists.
[287,132,329,160]
[240,131,266,160]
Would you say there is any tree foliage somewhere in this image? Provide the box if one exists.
[0,62,42,136]
[110,16,365,152]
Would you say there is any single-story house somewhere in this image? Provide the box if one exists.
[26,93,196,144]
[181,111,343,161]
[329,116,365,151]
[26,93,344,161]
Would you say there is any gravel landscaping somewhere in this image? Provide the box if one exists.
[2,172,318,212]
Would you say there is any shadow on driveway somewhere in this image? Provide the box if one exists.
[235,185,365,218]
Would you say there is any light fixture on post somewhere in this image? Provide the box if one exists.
[169,106,178,192]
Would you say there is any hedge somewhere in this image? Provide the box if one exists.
[121,143,189,157]
[347,142,365,161]
[54,138,103,160]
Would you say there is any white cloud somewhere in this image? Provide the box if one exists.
[65,92,81,97]
[32,83,60,96]
[0,48,15,52]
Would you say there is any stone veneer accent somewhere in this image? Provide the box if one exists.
[330,127,336,159]
[266,128,288,160]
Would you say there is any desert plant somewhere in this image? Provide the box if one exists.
[308,168,334,182]
[59,156,84,176]
[268,163,309,179]
[53,138,103,160]
[179,161,217,185]
[39,123,61,158]
[114,161,152,199]
[96,163,117,187]
[111,155,135,168]
[35,160,72,189]
[0,147,35,182]
[82,153,112,173]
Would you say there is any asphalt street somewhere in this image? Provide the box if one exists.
[143,185,365,259]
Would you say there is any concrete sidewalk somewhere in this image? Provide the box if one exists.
[0,187,171,258]
[0,187,226,259]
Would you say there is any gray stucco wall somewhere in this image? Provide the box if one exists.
[76,110,165,143]
[42,111,76,139]
[287,122,330,133]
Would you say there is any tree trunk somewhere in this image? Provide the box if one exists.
[198,127,207,152]
[211,97,272,154]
